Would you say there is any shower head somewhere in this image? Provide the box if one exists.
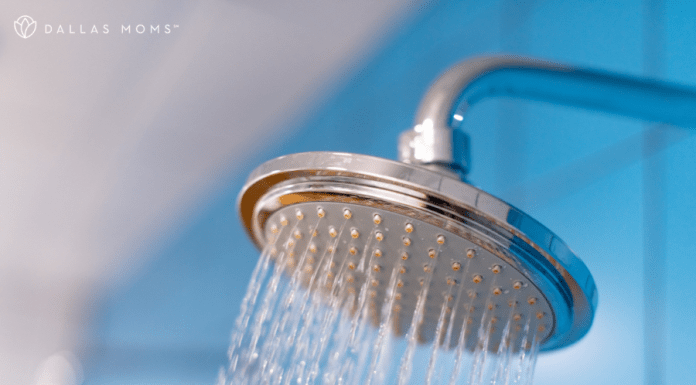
[238,151,596,352]
[238,54,696,353]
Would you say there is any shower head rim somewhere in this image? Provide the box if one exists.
[238,151,597,351]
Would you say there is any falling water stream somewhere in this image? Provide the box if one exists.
[220,211,541,385]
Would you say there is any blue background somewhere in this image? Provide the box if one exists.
[84,1,696,384]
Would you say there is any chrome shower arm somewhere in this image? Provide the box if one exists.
[398,55,696,176]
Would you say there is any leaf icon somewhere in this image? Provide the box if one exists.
[14,16,37,39]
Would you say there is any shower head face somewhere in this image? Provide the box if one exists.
[238,152,597,352]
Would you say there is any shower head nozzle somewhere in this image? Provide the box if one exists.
[238,151,597,352]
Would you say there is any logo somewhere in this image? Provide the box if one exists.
[13,14,179,39]
[14,15,37,39]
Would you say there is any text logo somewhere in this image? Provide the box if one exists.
[14,15,37,39]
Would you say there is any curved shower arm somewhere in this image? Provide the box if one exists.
[398,55,696,177]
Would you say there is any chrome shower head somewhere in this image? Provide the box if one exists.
[234,53,696,364]
[236,52,696,354]
[238,151,597,352]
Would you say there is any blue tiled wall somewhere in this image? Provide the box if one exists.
[85,2,696,384]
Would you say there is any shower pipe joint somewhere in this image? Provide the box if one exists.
[398,54,696,178]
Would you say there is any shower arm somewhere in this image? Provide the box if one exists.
[398,55,696,177]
